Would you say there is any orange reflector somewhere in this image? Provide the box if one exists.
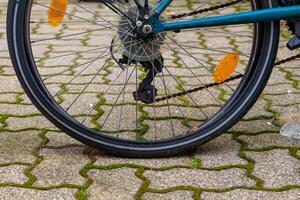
[213,54,240,84]
[48,0,68,27]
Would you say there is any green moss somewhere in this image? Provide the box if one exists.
[76,155,96,200]
[186,0,193,10]
[279,66,298,89]
[134,167,150,200]
[23,130,49,187]
[90,94,106,130]
[190,158,201,169]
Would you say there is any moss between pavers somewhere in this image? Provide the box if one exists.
[279,66,299,89]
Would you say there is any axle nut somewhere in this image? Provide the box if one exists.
[136,21,143,27]
[143,24,152,34]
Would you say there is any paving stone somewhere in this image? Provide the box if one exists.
[202,189,300,200]
[0,187,77,200]
[0,93,19,103]
[0,131,40,163]
[88,168,142,200]
[268,68,290,85]
[94,151,192,168]
[45,131,83,148]
[240,133,300,149]
[266,93,300,106]
[195,134,247,167]
[6,116,55,130]
[263,83,297,94]
[0,165,28,184]
[144,168,256,189]
[143,190,194,200]
[0,104,39,115]
[275,104,300,126]
[246,149,300,188]
[229,120,279,133]
[32,147,89,186]
[243,99,273,120]
[0,76,23,93]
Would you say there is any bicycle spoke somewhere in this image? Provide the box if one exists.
[140,43,190,138]
[142,43,209,120]
[163,41,223,107]
[33,2,137,38]
[68,0,132,34]
[31,27,113,43]
[36,46,110,62]
[53,31,140,104]
[100,65,137,131]
[165,35,237,92]
[65,57,112,112]
[143,42,188,128]
[81,65,126,124]
[163,41,250,58]
[53,46,111,97]
[117,66,129,137]
[42,37,142,81]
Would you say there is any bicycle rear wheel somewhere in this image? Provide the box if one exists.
[7,0,279,157]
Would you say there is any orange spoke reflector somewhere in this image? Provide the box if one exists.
[48,0,68,27]
[213,54,240,84]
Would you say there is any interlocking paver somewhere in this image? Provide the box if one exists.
[0,131,40,163]
[194,134,247,167]
[143,190,194,200]
[6,116,55,130]
[240,133,300,149]
[144,168,256,189]
[202,189,300,200]
[32,147,89,187]
[246,149,300,188]
[0,165,28,184]
[229,120,279,133]
[0,187,77,200]
[94,151,192,168]
[45,131,83,148]
[88,168,142,200]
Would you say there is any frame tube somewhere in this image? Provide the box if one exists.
[152,5,300,32]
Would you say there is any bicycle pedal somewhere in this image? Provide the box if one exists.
[287,21,300,50]
[287,35,300,50]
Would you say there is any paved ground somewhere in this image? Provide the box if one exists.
[0,0,300,199]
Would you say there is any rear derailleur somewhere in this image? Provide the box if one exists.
[119,55,164,104]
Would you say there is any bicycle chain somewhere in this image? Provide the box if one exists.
[170,0,246,19]
[154,0,300,103]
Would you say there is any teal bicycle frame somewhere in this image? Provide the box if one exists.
[149,0,300,33]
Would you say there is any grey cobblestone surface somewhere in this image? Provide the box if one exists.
[0,0,299,199]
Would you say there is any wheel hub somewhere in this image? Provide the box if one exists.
[117,8,165,62]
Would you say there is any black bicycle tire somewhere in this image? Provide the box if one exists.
[7,0,280,157]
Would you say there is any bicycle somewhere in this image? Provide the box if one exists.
[6,0,300,157]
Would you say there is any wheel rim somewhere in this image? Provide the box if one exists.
[22,0,265,144]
